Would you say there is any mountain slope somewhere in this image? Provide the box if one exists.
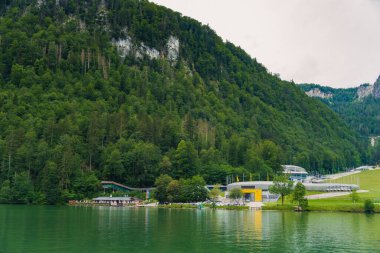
[300,75,380,138]
[0,0,365,203]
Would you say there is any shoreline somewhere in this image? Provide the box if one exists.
[1,202,379,213]
[262,203,380,213]
[67,202,380,213]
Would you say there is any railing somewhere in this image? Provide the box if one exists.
[101,181,155,192]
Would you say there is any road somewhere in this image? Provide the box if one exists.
[306,190,368,200]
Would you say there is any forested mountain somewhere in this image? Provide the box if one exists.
[300,76,380,138]
[0,0,366,204]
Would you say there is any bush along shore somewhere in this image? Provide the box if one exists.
[157,203,249,211]
[262,204,380,214]
[263,200,380,213]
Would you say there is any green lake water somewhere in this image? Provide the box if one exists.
[0,205,379,253]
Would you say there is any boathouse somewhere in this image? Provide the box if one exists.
[92,196,141,206]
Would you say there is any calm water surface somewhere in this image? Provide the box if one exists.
[0,205,379,253]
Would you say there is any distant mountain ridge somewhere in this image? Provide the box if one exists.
[303,75,380,100]
[300,75,380,137]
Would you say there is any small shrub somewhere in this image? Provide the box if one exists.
[364,199,375,214]
[299,198,309,210]
[350,190,360,203]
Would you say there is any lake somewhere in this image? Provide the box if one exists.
[0,205,379,252]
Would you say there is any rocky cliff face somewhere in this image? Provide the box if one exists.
[305,88,333,99]
[373,75,380,98]
[356,75,380,99]
[167,36,180,63]
[357,84,374,100]
[112,34,179,62]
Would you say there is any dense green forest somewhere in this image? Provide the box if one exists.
[300,80,380,138]
[300,78,380,165]
[0,0,366,204]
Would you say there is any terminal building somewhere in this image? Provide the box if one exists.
[227,181,278,202]
[227,181,359,203]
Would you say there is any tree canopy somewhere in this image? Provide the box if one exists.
[0,0,367,204]
[269,175,293,205]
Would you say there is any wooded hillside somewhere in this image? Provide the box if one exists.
[0,0,365,203]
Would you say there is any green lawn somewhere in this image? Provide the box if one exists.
[327,169,380,199]
[265,169,380,212]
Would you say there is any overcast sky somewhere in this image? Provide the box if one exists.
[151,0,380,88]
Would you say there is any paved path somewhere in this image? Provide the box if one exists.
[324,171,361,180]
[324,168,380,181]
[306,190,369,200]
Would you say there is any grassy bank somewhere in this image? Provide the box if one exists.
[264,169,380,213]
[158,203,249,210]
[326,169,380,199]
[158,203,198,209]
[215,205,249,210]
[264,201,380,213]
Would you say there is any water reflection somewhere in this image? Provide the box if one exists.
[1,206,380,253]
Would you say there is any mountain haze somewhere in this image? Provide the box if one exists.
[0,0,365,203]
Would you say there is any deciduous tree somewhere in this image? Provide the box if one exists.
[269,175,293,205]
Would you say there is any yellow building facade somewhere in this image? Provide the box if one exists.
[241,188,262,202]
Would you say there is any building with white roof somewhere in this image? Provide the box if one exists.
[282,165,308,181]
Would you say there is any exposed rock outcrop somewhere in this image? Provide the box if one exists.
[305,88,333,99]
[36,0,45,7]
[357,84,374,100]
[112,33,180,62]
[355,75,380,100]
[373,75,380,98]
[113,37,133,58]
[167,36,180,63]
[139,43,160,60]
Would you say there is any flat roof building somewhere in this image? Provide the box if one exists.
[92,196,141,206]
[227,181,359,202]
[282,165,308,181]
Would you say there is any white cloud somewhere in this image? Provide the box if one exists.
[151,0,380,88]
